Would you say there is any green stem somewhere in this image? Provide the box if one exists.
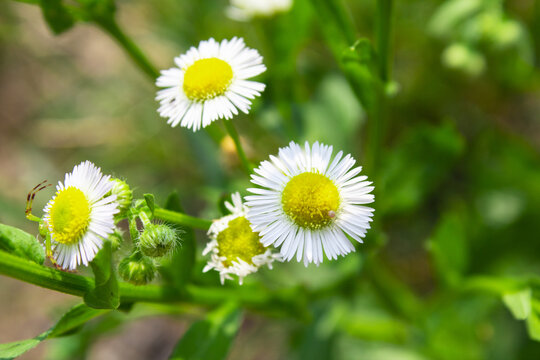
[375,0,394,83]
[0,250,93,296]
[95,17,159,80]
[222,119,253,175]
[366,0,394,177]
[153,208,212,230]
[0,250,308,318]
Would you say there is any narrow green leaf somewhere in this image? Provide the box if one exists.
[39,0,75,35]
[0,224,45,265]
[84,241,120,309]
[144,194,155,216]
[169,302,243,360]
[0,303,106,359]
[503,288,532,320]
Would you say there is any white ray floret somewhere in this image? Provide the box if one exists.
[43,161,118,270]
[156,37,266,131]
[227,0,293,21]
[203,193,281,285]
[245,141,375,266]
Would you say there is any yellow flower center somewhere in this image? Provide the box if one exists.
[281,172,340,229]
[49,187,91,245]
[216,216,265,267]
[183,58,234,101]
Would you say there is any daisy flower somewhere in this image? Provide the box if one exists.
[203,192,281,284]
[156,37,266,131]
[227,0,293,21]
[245,141,375,266]
[43,161,118,270]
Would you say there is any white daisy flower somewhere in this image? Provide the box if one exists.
[226,0,293,21]
[43,161,118,270]
[156,37,266,131]
[203,192,281,285]
[245,141,375,266]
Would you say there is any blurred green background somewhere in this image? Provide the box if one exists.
[0,0,539,359]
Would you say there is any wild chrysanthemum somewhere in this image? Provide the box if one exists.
[245,141,375,266]
[227,0,293,21]
[203,193,281,284]
[156,37,266,131]
[42,161,118,270]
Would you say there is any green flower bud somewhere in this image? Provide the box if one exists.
[118,252,156,286]
[110,178,133,218]
[138,223,178,258]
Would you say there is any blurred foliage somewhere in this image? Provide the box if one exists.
[0,0,539,359]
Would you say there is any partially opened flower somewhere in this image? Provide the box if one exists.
[43,161,118,270]
[245,141,375,266]
[203,193,281,284]
[227,0,293,21]
[156,37,266,131]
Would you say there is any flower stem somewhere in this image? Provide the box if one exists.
[376,0,394,83]
[95,17,159,81]
[222,119,253,175]
[153,208,212,230]
[0,250,308,319]
[366,0,394,177]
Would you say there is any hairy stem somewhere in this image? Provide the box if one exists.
[0,250,308,319]
[153,208,212,230]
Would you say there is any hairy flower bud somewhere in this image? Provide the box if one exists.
[118,252,156,286]
[110,178,133,218]
[138,224,178,258]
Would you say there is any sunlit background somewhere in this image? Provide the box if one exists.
[0,0,539,359]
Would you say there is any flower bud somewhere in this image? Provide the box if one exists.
[110,178,133,218]
[138,223,178,258]
[118,252,156,286]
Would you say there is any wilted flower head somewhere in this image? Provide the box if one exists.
[203,193,281,284]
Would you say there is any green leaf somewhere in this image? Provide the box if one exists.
[0,224,45,265]
[144,193,155,216]
[0,303,106,359]
[83,241,120,309]
[503,288,532,320]
[39,0,75,35]
[159,192,195,288]
[427,210,468,287]
[169,302,242,360]
[527,299,540,341]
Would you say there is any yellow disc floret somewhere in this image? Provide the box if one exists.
[216,216,265,267]
[183,58,234,101]
[49,187,91,245]
[282,172,340,229]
